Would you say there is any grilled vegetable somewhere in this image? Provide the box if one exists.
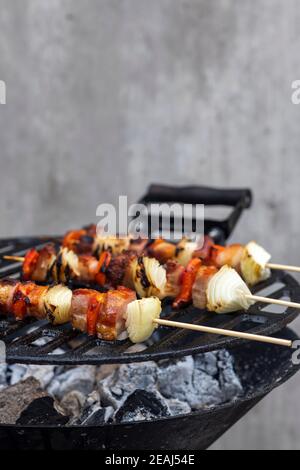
[22,248,40,281]
[207,265,254,314]
[95,251,112,286]
[125,297,161,343]
[132,256,167,298]
[240,241,271,286]
[51,248,80,283]
[44,285,73,325]
[173,258,202,309]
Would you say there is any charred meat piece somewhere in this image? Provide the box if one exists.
[161,260,185,299]
[97,286,136,341]
[147,239,177,264]
[71,289,105,335]
[0,279,18,314]
[62,224,96,254]
[193,235,215,262]
[106,251,136,287]
[23,244,56,282]
[209,244,244,271]
[173,258,202,309]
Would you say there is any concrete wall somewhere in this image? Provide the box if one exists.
[0,0,300,449]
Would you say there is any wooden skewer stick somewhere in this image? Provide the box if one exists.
[1,257,298,347]
[4,254,300,274]
[4,256,300,275]
[154,319,292,347]
[3,255,25,262]
[266,263,300,274]
[3,258,300,311]
[245,293,300,310]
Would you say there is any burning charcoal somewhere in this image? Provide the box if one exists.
[71,391,113,425]
[115,389,171,423]
[22,365,55,388]
[8,364,28,385]
[96,364,119,382]
[60,390,86,419]
[79,408,106,425]
[78,406,114,425]
[0,364,7,388]
[16,397,68,426]
[53,365,66,376]
[77,390,101,421]
[216,350,243,401]
[99,361,158,408]
[157,352,241,410]
[191,351,242,408]
[47,366,96,399]
[190,353,225,408]
[156,356,196,403]
[166,398,191,416]
[194,351,219,376]
[0,377,48,424]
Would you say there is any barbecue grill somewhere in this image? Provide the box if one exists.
[0,328,298,450]
[0,185,299,450]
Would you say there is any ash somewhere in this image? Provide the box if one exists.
[0,350,242,425]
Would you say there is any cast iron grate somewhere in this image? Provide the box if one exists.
[0,236,299,365]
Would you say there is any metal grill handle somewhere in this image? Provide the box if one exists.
[140,184,252,208]
[139,184,252,241]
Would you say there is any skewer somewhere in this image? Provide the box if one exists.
[266,263,300,274]
[3,255,25,262]
[3,258,300,311]
[154,319,292,347]
[0,277,295,347]
[5,256,300,275]
[245,293,300,310]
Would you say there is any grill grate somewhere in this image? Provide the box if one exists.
[0,237,299,365]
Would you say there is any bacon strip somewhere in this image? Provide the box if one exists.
[192,266,218,309]
[97,286,136,340]
[95,251,112,286]
[173,258,202,309]
[163,260,185,298]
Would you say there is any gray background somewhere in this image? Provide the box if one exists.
[0,0,300,449]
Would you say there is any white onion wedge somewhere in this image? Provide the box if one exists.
[125,297,161,343]
[132,256,167,298]
[60,247,80,277]
[175,239,198,267]
[207,265,254,314]
[240,241,271,286]
[44,285,72,325]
